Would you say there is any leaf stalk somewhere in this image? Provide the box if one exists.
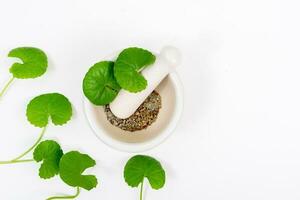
[0,77,14,99]
[0,159,34,164]
[46,187,80,200]
[0,127,46,164]
[140,178,144,200]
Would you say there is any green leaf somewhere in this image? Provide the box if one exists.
[33,140,63,179]
[59,151,98,191]
[83,61,121,105]
[26,93,72,128]
[8,47,48,79]
[114,47,156,93]
[124,155,166,190]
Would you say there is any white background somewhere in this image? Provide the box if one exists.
[0,0,299,199]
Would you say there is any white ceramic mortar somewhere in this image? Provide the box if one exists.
[83,49,183,152]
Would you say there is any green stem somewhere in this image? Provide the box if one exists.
[0,77,14,99]
[0,127,46,165]
[46,187,80,200]
[0,159,34,164]
[11,126,47,161]
[140,178,144,200]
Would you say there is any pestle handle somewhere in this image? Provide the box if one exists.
[110,46,181,119]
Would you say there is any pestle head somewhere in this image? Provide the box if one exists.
[160,46,181,68]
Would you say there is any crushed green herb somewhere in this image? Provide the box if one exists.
[104,91,161,132]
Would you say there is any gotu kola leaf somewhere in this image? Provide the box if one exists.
[33,140,63,179]
[124,155,166,190]
[26,93,72,128]
[59,151,98,191]
[8,47,48,79]
[114,47,156,93]
[83,61,120,105]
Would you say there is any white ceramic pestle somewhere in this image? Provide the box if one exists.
[110,46,181,119]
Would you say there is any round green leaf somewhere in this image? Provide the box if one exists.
[26,93,72,128]
[124,155,166,190]
[83,61,121,105]
[59,151,98,191]
[114,47,156,93]
[33,140,63,179]
[8,47,48,79]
